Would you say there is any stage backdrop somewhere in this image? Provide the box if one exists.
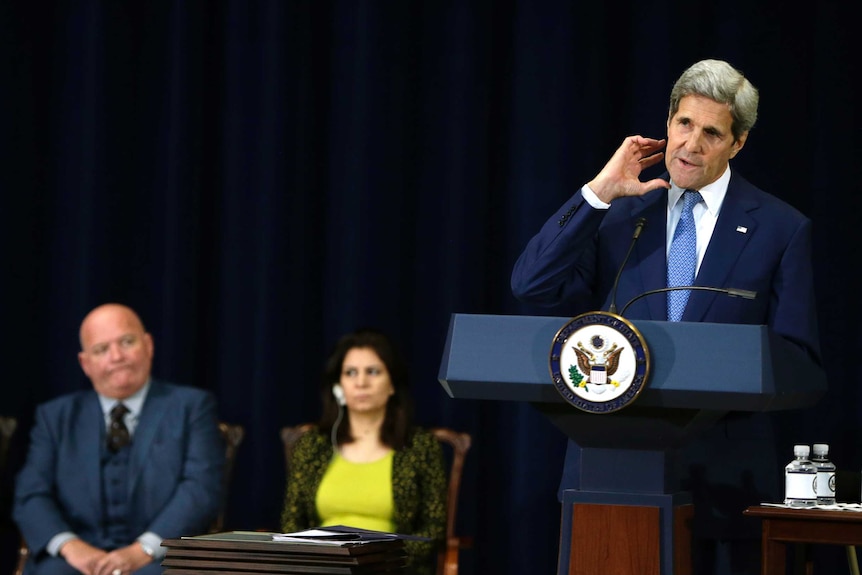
[1,2,859,574]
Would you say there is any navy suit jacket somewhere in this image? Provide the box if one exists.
[511,170,820,362]
[13,379,225,561]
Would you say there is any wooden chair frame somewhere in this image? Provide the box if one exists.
[429,427,473,575]
[280,424,472,575]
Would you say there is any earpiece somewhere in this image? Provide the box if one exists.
[330,383,346,452]
[331,383,346,407]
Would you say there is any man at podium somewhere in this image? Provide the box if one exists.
[511,59,821,575]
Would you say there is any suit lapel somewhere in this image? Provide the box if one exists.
[685,180,758,321]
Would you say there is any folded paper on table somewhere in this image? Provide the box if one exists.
[760,502,862,512]
[272,525,431,545]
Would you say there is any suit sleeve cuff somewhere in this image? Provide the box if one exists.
[47,532,78,557]
[138,532,167,561]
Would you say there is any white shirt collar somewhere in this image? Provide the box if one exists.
[98,379,151,417]
[668,164,731,217]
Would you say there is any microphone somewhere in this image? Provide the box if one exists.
[608,217,647,315]
[619,286,757,317]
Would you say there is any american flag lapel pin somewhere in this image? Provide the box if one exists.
[736,226,748,234]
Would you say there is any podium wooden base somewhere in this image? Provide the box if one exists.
[558,494,692,575]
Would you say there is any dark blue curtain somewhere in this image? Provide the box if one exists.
[2,1,859,574]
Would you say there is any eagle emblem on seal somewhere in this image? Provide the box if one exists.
[572,334,623,393]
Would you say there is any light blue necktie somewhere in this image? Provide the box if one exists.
[667,190,702,322]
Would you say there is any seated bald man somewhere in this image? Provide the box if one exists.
[13,303,225,575]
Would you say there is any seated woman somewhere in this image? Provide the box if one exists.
[281,329,446,575]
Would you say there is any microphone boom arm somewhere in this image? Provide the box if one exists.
[619,286,757,317]
[608,217,646,314]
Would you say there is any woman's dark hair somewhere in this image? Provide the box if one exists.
[317,329,414,449]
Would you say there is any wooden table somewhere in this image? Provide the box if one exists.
[744,505,861,575]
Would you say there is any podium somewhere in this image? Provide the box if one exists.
[437,313,826,575]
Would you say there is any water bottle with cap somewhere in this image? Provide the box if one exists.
[811,443,836,505]
[784,444,816,507]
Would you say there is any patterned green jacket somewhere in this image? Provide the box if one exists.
[280,426,447,574]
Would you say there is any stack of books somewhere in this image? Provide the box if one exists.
[161,527,411,574]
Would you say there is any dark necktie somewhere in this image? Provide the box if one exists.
[667,190,702,321]
[108,403,131,452]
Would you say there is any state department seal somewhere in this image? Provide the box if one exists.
[549,311,650,414]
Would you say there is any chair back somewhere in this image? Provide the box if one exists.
[2,417,20,574]
[280,423,316,478]
[0,416,17,471]
[279,424,472,575]
[212,421,245,533]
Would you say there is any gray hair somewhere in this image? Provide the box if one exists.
[668,59,759,142]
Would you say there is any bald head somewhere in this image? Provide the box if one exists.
[78,304,154,399]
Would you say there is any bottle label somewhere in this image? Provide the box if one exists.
[785,472,816,500]
[815,472,836,497]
